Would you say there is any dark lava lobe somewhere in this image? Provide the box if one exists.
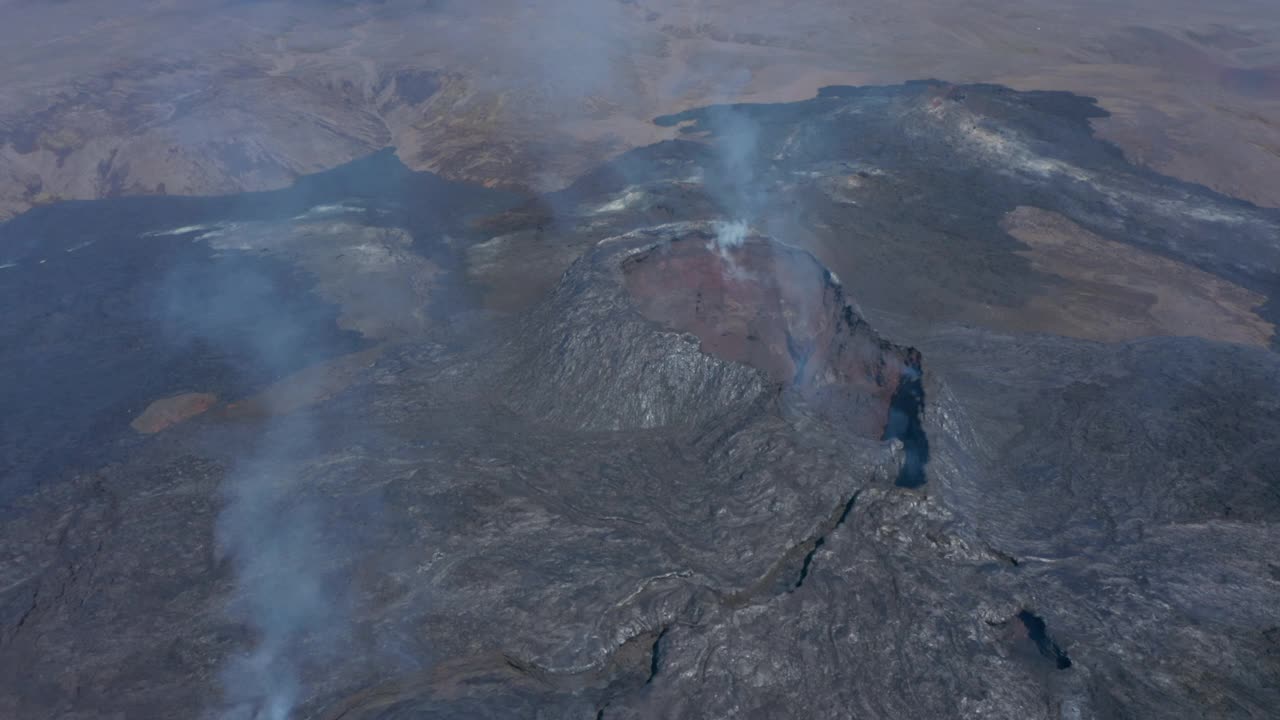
[882,348,928,488]
[0,149,515,505]
[1018,609,1073,670]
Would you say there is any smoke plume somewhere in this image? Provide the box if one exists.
[156,213,358,720]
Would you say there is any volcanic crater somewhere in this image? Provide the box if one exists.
[622,227,921,440]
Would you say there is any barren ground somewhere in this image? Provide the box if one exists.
[2,0,1279,220]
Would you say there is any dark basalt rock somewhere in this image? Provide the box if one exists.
[2,82,1280,720]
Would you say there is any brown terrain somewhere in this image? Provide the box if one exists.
[129,347,386,434]
[220,344,385,419]
[995,206,1275,345]
[1,0,1278,224]
[129,392,218,434]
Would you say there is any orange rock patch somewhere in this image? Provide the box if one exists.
[221,345,385,420]
[130,392,219,434]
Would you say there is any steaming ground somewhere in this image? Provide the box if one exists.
[2,83,1280,719]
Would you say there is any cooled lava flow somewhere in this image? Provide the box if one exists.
[623,228,920,440]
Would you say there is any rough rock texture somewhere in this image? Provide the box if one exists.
[0,238,910,719]
[501,225,773,432]
[1,82,1279,720]
[506,222,916,436]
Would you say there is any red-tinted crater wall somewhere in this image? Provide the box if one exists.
[623,232,915,438]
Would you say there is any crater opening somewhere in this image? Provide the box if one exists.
[622,228,921,442]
